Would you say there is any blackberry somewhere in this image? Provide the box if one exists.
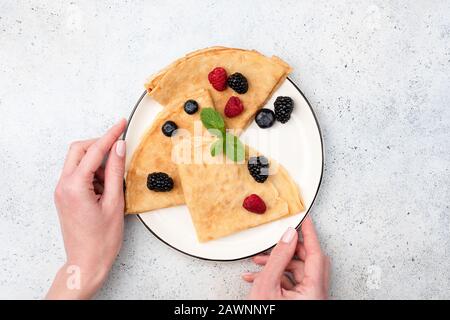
[162,120,178,137]
[147,172,174,192]
[227,73,248,94]
[274,96,294,123]
[184,99,199,115]
[255,108,275,128]
[247,156,270,183]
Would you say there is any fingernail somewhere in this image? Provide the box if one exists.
[241,272,253,278]
[116,118,127,127]
[281,227,296,243]
[116,140,126,157]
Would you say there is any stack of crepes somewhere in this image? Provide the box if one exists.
[125,47,304,242]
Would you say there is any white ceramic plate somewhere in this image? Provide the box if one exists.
[124,78,323,261]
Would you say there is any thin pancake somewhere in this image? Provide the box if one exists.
[176,140,304,242]
[145,47,292,131]
[125,89,214,214]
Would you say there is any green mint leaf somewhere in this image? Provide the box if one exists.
[210,138,224,157]
[200,108,225,133]
[200,108,243,161]
[207,128,225,139]
[225,133,245,162]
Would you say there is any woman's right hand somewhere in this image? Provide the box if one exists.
[242,216,330,300]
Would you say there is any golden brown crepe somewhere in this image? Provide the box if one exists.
[145,47,292,131]
[125,89,215,214]
[176,141,304,242]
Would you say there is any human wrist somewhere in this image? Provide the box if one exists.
[46,260,110,300]
[65,258,110,291]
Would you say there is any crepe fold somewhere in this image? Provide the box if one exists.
[145,46,292,131]
[125,89,214,214]
[176,141,304,242]
[126,47,302,242]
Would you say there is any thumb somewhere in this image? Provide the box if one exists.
[102,140,126,210]
[260,227,298,285]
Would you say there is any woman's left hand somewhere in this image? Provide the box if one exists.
[46,119,127,299]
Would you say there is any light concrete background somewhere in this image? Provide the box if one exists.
[0,0,449,299]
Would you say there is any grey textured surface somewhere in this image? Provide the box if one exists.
[0,0,449,299]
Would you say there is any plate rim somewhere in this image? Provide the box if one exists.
[123,78,324,261]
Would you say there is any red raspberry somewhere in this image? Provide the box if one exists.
[243,194,267,214]
[208,67,227,91]
[224,96,244,118]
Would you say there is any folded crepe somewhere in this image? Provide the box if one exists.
[145,47,292,131]
[125,89,215,214]
[176,140,304,242]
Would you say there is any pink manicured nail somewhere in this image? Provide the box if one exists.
[281,227,296,243]
[116,140,126,157]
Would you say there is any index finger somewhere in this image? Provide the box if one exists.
[300,215,322,255]
[77,119,127,179]
[61,138,98,177]
[259,227,298,286]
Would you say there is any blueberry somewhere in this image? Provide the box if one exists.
[184,99,199,114]
[255,108,275,128]
[162,120,178,137]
